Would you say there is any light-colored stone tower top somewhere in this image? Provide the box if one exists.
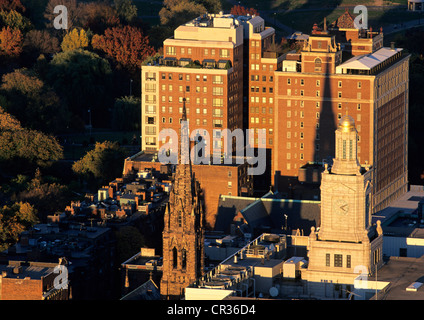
[330,115,361,176]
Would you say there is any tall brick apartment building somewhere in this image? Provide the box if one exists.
[141,10,409,216]
[273,11,410,213]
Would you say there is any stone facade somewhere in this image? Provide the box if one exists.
[160,105,205,299]
[303,116,384,297]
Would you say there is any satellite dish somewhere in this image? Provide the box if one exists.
[269,287,278,297]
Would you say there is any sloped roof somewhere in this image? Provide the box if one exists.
[331,9,356,29]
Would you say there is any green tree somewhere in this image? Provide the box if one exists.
[0,107,63,173]
[0,68,70,133]
[159,0,206,29]
[111,96,141,131]
[113,0,137,23]
[72,141,126,188]
[46,49,113,127]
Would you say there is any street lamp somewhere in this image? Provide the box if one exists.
[284,214,288,232]
[130,79,133,96]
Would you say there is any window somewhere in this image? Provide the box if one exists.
[347,255,351,268]
[220,49,230,58]
[326,254,330,266]
[315,58,322,72]
[338,81,342,88]
[166,46,176,55]
[334,254,343,267]
[213,75,223,84]
[338,91,342,98]
[358,81,362,89]
[173,247,178,268]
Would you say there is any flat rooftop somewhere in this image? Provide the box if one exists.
[370,255,424,300]
[338,47,403,70]
[0,262,56,280]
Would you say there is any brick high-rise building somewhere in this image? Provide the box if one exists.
[273,12,410,213]
[141,13,245,153]
[160,106,205,299]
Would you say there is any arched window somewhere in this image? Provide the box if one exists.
[172,247,178,269]
[315,58,322,72]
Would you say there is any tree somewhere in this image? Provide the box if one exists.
[92,25,155,72]
[230,5,259,16]
[46,49,113,126]
[72,141,127,187]
[0,107,63,172]
[0,9,32,32]
[0,0,25,12]
[0,68,70,133]
[60,28,89,52]
[159,0,206,29]
[113,0,137,23]
[22,29,60,60]
[111,96,141,131]
[0,26,22,57]
[79,1,120,34]
[0,202,38,251]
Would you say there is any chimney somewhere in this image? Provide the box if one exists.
[390,41,395,50]
[323,17,327,32]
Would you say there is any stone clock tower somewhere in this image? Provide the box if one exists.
[305,116,383,297]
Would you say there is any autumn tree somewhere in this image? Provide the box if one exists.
[22,29,60,60]
[0,202,38,251]
[61,28,89,52]
[79,1,120,34]
[0,9,32,32]
[72,141,127,188]
[92,25,155,72]
[0,26,22,57]
[230,5,259,16]
[0,0,25,12]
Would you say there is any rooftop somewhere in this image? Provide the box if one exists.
[369,255,424,300]
[336,47,404,74]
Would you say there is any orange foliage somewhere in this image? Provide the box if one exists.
[230,5,259,16]
[92,25,155,71]
[0,26,22,57]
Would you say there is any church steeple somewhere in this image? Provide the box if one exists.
[160,98,205,299]
[330,115,361,175]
